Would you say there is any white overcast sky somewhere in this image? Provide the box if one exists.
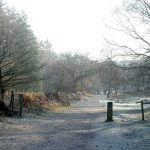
[4,0,123,59]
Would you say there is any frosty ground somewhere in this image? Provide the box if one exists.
[0,94,150,150]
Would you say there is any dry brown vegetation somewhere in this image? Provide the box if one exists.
[21,91,87,113]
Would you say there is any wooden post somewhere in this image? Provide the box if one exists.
[141,100,145,121]
[10,91,14,112]
[106,102,113,122]
[19,94,23,117]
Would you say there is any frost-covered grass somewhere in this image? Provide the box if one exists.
[0,94,150,150]
[93,93,150,150]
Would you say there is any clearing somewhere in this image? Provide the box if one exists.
[0,94,150,150]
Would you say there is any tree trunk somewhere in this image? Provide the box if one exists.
[136,80,140,91]
[80,79,83,90]
[0,68,4,101]
[107,86,111,98]
[55,76,64,94]
[103,89,107,95]
[115,86,117,95]
[1,88,5,101]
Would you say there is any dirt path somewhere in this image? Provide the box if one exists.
[0,95,103,150]
[0,95,150,150]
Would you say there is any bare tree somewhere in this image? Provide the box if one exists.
[42,52,99,94]
[104,0,150,92]
[107,0,150,64]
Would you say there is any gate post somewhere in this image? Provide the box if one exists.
[19,94,23,117]
[141,100,145,121]
[10,91,14,112]
[106,102,113,122]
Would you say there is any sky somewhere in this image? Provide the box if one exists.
[4,0,123,59]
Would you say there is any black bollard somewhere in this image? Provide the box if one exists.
[106,102,113,122]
